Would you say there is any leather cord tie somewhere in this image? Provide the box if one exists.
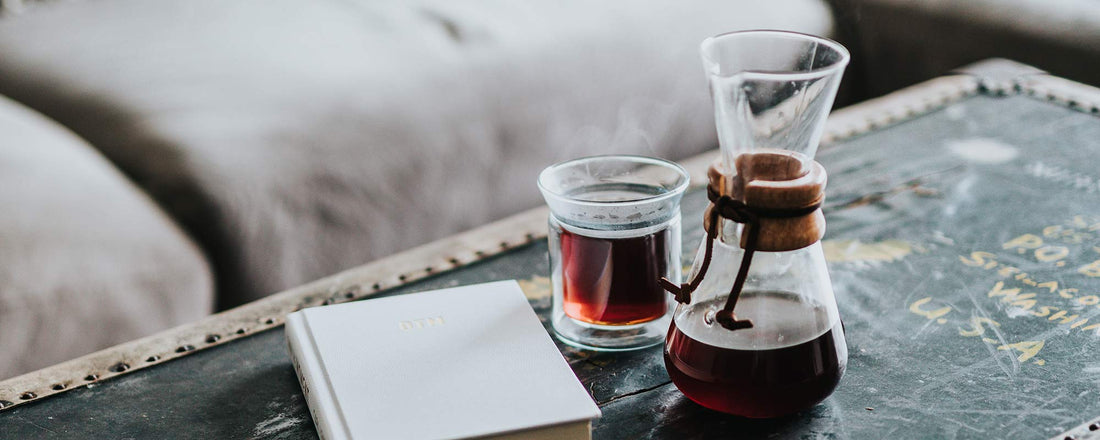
[660,184,821,331]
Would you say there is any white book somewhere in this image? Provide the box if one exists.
[285,280,601,440]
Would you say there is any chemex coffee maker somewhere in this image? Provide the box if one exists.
[661,30,851,418]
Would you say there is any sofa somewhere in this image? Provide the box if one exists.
[0,0,834,378]
[0,94,212,378]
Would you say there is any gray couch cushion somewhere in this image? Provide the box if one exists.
[0,0,833,306]
[0,95,213,379]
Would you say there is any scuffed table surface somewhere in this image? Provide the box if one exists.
[6,90,1100,439]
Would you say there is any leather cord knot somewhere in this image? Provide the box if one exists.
[660,179,822,331]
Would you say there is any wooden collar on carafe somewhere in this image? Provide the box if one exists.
[661,151,826,331]
[706,151,826,252]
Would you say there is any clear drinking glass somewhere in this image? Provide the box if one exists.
[664,30,850,418]
[538,155,689,351]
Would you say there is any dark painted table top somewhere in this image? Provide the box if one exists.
[6,89,1100,439]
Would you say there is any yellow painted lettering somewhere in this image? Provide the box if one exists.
[1003,234,1043,250]
[1049,311,1080,324]
[1035,246,1070,262]
[987,281,1021,300]
[1036,281,1059,293]
[908,297,952,321]
[997,340,1045,362]
[1079,260,1100,277]
[1007,292,1036,301]
[1030,306,1057,317]
[997,266,1021,277]
[959,251,996,267]
[1009,299,1037,310]
[1077,295,1100,306]
[959,316,1000,337]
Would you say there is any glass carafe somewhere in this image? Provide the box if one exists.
[663,30,850,418]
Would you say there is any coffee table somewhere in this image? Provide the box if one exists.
[4,59,1100,440]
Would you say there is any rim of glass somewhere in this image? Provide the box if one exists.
[537,154,690,207]
[700,29,851,82]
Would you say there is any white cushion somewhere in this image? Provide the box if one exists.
[0,0,834,305]
[0,95,213,379]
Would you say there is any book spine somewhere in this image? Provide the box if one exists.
[285,313,349,440]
